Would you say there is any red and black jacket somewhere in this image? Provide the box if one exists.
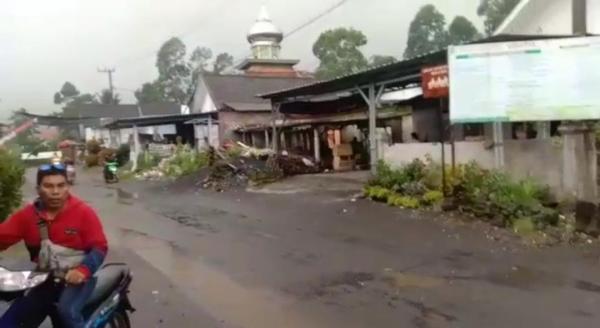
[0,195,108,278]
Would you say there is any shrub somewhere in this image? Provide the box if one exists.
[115,144,130,166]
[85,154,99,167]
[387,195,420,209]
[161,145,209,177]
[136,151,160,172]
[423,190,444,206]
[0,148,25,221]
[367,159,559,231]
[364,186,393,202]
[97,148,116,166]
[86,139,102,155]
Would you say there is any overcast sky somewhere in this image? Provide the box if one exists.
[0,0,482,120]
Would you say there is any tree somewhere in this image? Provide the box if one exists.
[0,147,25,222]
[8,109,44,153]
[54,82,97,106]
[135,81,166,104]
[404,4,448,59]
[156,37,192,104]
[54,82,80,105]
[478,0,520,36]
[369,55,396,68]
[99,89,121,105]
[189,46,213,74]
[448,16,481,45]
[137,38,235,105]
[213,53,234,74]
[313,27,368,80]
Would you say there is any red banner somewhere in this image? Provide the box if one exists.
[421,65,449,99]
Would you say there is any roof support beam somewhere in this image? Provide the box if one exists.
[275,73,421,104]
[367,84,378,174]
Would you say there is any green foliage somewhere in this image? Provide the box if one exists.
[513,218,536,236]
[423,190,444,206]
[99,89,121,105]
[135,81,166,104]
[0,148,25,221]
[368,159,559,231]
[115,144,130,166]
[54,81,98,106]
[369,55,396,68]
[162,145,209,177]
[448,16,481,45]
[364,186,393,202]
[136,39,236,104]
[156,37,191,104]
[404,4,449,59]
[313,27,368,79]
[213,53,234,74]
[387,195,420,209]
[7,109,48,154]
[477,0,521,36]
[136,151,160,172]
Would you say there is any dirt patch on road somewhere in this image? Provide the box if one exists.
[284,271,375,300]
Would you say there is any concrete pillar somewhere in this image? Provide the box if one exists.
[493,122,505,169]
[313,128,321,163]
[272,103,280,153]
[537,122,551,139]
[131,124,140,172]
[265,130,270,148]
[560,123,597,201]
[368,85,377,174]
[207,116,213,147]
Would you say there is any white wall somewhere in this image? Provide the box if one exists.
[383,141,495,169]
[194,124,220,148]
[497,0,599,35]
[383,139,564,194]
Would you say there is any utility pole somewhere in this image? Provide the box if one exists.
[97,67,116,102]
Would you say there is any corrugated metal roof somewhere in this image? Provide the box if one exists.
[201,74,314,108]
[223,102,271,112]
[259,34,584,100]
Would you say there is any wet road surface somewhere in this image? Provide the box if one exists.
[6,168,600,327]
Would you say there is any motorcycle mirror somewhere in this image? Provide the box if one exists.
[0,267,48,292]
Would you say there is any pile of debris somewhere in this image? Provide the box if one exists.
[198,144,321,191]
[271,152,320,175]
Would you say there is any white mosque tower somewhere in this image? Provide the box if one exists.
[247,5,283,60]
[237,5,300,77]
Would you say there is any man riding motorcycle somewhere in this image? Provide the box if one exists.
[0,163,108,327]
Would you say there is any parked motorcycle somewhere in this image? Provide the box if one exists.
[64,160,76,185]
[0,263,135,328]
[104,159,119,184]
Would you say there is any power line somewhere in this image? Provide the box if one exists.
[114,0,234,67]
[284,0,349,39]
[232,0,351,67]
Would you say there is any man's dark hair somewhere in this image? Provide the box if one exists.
[36,167,67,186]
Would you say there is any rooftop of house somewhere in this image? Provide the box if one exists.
[201,74,315,111]
[63,102,181,119]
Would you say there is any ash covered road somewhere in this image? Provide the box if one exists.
[9,169,600,327]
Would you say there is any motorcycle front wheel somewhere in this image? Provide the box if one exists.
[108,308,131,328]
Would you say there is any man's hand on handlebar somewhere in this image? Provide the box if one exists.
[65,269,86,285]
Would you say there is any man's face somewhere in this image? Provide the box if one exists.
[37,174,69,211]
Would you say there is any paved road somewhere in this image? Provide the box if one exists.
[5,168,600,327]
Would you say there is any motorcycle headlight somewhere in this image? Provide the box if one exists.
[0,268,48,292]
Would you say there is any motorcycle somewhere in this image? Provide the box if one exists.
[0,263,135,328]
[64,160,76,185]
[104,160,119,184]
